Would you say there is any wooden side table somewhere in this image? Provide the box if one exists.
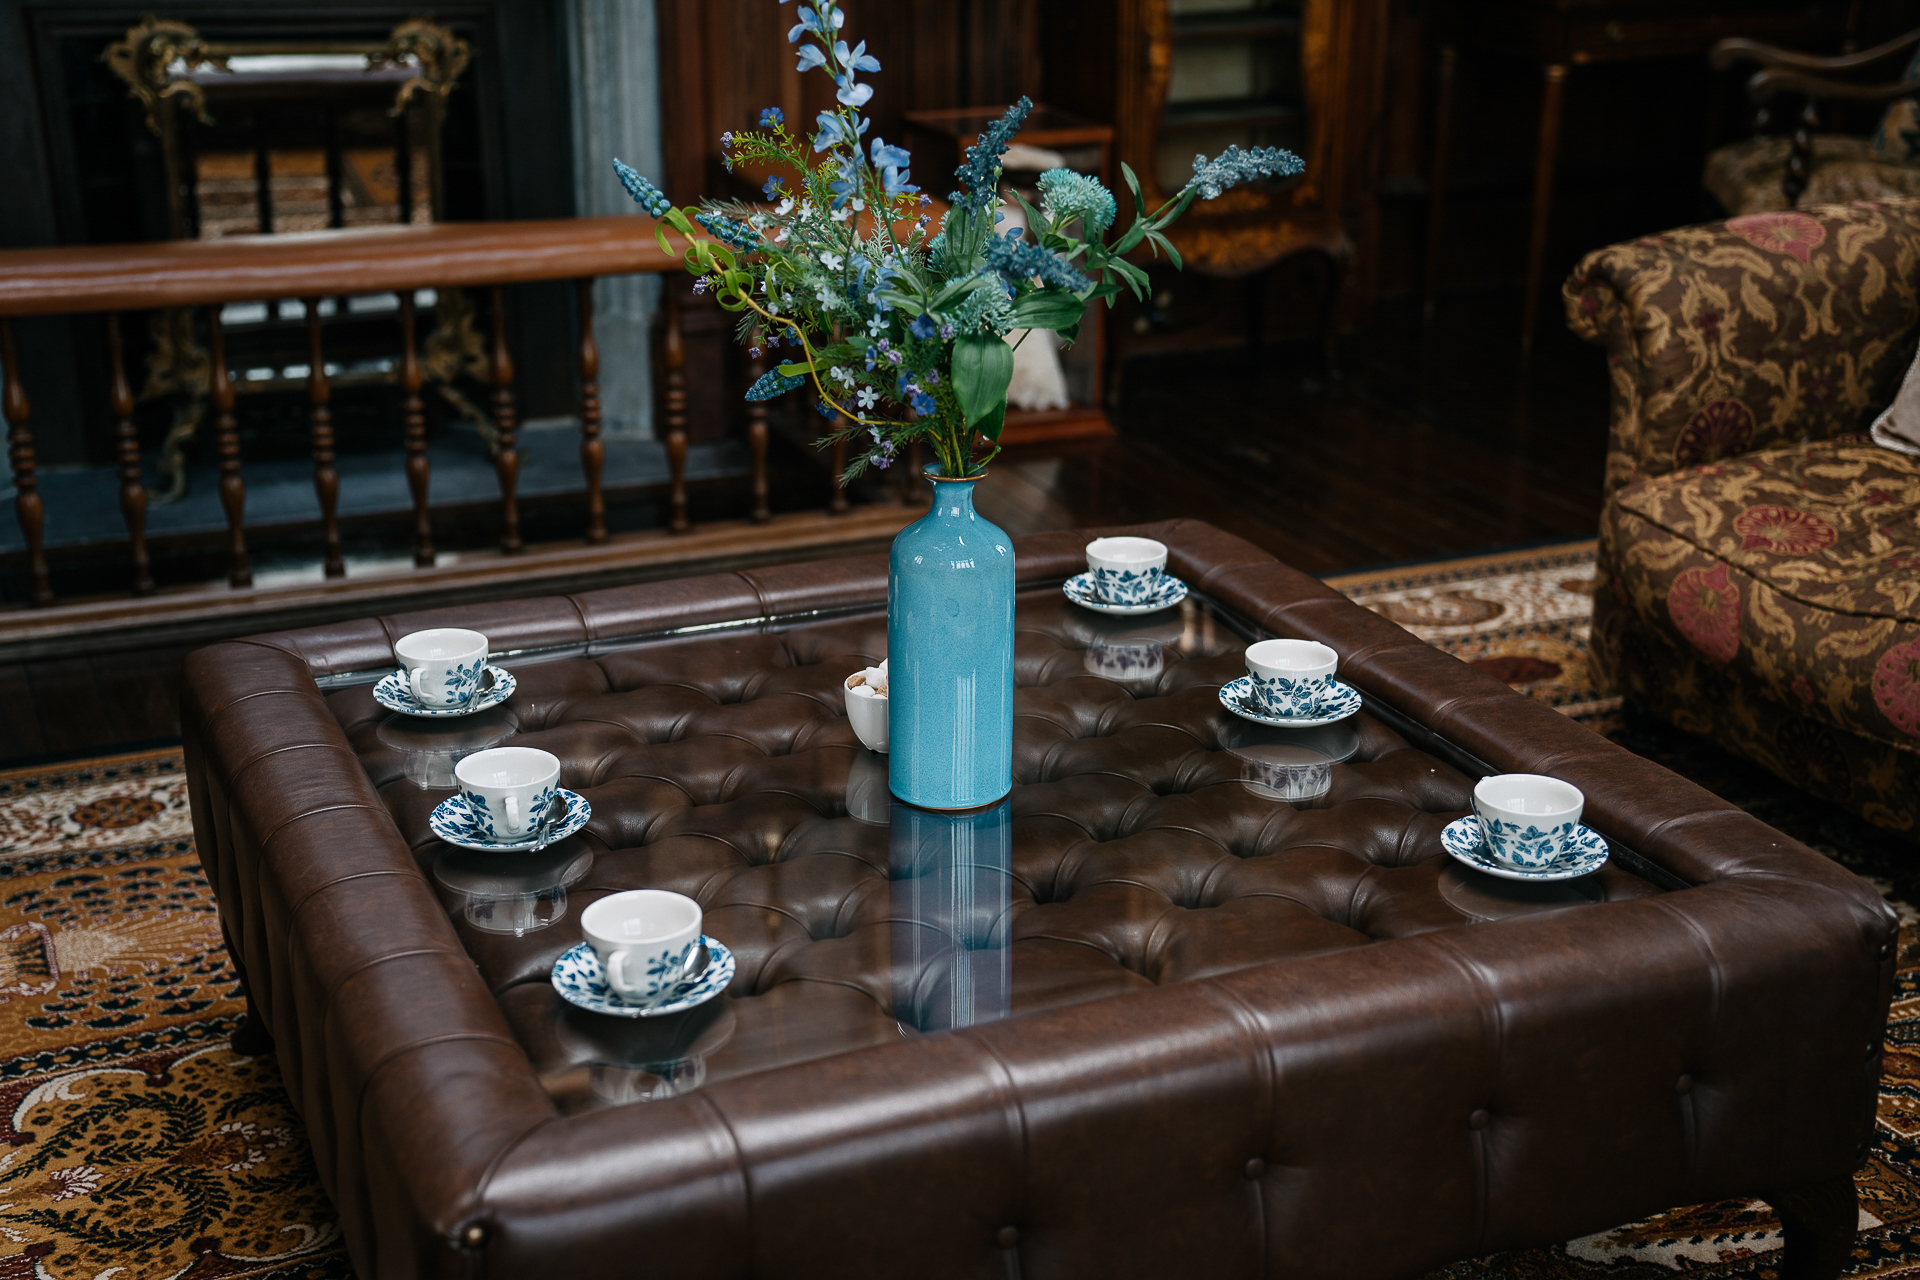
[1423,0,1843,351]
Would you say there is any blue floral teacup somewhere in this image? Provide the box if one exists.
[1086,536,1168,605]
[395,627,489,709]
[581,890,704,1007]
[453,746,559,843]
[1472,774,1585,870]
[1245,638,1337,717]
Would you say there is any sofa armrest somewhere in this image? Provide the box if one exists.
[1562,199,1920,497]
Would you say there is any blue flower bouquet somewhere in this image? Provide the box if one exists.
[614,0,1304,482]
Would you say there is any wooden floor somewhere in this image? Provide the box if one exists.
[977,291,1610,576]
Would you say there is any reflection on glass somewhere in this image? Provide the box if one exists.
[557,998,737,1105]
[376,705,520,788]
[1083,615,1184,685]
[847,748,892,826]
[1224,719,1359,804]
[889,798,1013,1033]
[432,842,591,936]
[1437,861,1603,921]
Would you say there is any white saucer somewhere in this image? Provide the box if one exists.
[1439,815,1609,882]
[1218,676,1363,728]
[375,666,516,718]
[1063,572,1189,615]
[429,788,590,852]
[551,937,735,1018]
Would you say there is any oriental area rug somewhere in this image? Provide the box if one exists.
[0,539,1916,1280]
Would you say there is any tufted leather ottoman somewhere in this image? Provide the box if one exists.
[183,520,1896,1280]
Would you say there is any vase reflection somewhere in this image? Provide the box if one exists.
[889,796,1014,1033]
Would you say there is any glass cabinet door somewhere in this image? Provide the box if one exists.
[1155,0,1306,196]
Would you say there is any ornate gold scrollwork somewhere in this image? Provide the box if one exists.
[101,15,223,137]
[372,19,472,117]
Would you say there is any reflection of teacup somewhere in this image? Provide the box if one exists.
[1245,639,1337,717]
[1472,774,1585,870]
[395,628,489,708]
[581,890,704,1007]
[844,661,889,753]
[1237,743,1335,803]
[1086,537,1168,604]
[1083,639,1164,682]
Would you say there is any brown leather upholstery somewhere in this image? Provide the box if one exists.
[183,519,1896,1279]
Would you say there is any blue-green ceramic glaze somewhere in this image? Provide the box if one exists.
[888,471,1015,809]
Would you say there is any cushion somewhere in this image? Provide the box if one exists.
[1605,436,1920,756]
[1704,134,1920,216]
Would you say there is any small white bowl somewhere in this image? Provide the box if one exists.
[844,661,889,754]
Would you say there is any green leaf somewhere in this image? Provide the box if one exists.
[776,361,813,378]
[1060,322,1080,345]
[1112,221,1148,255]
[1009,290,1086,331]
[951,333,1014,427]
[1120,162,1146,216]
[873,290,924,315]
[1012,190,1048,238]
[975,399,1007,442]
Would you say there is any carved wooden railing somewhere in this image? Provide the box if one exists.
[0,217,788,607]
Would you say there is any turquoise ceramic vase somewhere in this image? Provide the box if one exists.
[887,470,1015,810]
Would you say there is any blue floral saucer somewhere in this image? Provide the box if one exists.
[429,788,590,852]
[1218,676,1363,728]
[551,937,735,1018]
[1440,815,1608,882]
[1063,572,1188,616]
[375,666,516,718]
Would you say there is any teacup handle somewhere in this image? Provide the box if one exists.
[607,944,701,1001]
[503,793,521,835]
[408,666,433,705]
[607,947,637,996]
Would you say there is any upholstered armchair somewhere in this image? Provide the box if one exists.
[1565,199,1920,838]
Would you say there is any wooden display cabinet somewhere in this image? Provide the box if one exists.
[1042,0,1389,282]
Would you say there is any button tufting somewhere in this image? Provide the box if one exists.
[1675,1074,1693,1096]
[1468,1109,1490,1130]
[996,1226,1020,1248]
[1244,1157,1266,1179]
[461,1224,487,1248]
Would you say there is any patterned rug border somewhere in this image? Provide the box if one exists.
[1323,539,1599,593]
[0,745,182,794]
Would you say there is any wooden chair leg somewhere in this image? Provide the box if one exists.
[1763,1173,1858,1280]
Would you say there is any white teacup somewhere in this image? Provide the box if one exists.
[395,628,489,709]
[1245,639,1338,717]
[454,746,560,841]
[1085,537,1168,604]
[581,890,705,1006]
[1472,774,1585,869]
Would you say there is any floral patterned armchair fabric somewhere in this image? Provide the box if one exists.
[1565,200,1920,837]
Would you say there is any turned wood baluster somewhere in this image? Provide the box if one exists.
[745,326,771,524]
[207,308,251,587]
[0,321,51,607]
[399,293,433,566]
[106,314,154,596]
[662,291,689,534]
[489,285,522,553]
[304,298,344,578]
[577,278,607,544]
